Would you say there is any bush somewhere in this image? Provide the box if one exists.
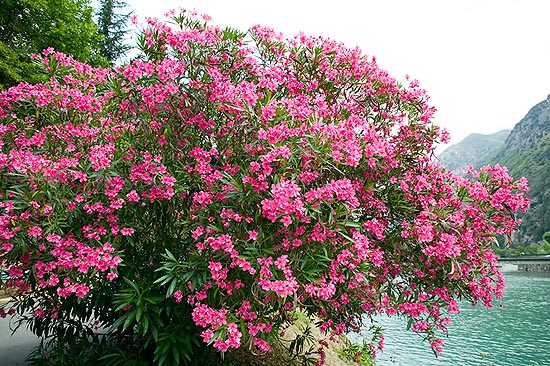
[0,10,530,365]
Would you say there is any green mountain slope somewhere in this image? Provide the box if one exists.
[490,95,550,243]
[437,94,550,245]
[437,130,511,176]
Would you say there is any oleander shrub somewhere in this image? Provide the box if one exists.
[0,9,530,365]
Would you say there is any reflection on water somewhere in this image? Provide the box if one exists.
[353,272,550,366]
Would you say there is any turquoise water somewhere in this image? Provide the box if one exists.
[353,272,550,366]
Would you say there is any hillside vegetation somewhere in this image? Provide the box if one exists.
[489,95,550,244]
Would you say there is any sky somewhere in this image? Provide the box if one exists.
[122,0,550,149]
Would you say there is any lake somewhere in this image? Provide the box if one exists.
[353,271,550,365]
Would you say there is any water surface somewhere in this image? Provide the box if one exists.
[354,272,550,365]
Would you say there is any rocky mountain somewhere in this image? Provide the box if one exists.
[437,94,550,244]
[436,130,511,176]
[497,95,550,156]
[489,94,550,244]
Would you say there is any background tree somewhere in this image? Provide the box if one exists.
[96,0,133,65]
[0,0,105,88]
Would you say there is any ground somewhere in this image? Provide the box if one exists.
[225,313,364,366]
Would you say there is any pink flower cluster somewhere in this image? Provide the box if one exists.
[262,180,305,226]
[192,304,242,351]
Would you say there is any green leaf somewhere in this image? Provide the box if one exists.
[123,277,139,292]
[109,314,128,332]
[172,344,180,362]
[154,273,175,286]
[136,306,143,322]
[122,309,137,331]
[142,315,149,335]
[337,220,362,228]
[164,249,177,262]
[168,278,177,295]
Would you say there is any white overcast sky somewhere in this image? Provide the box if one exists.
[121,0,550,149]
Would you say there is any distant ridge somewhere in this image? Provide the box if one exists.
[436,130,511,176]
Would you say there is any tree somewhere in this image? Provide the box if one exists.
[0,10,530,366]
[96,0,133,65]
[0,0,105,88]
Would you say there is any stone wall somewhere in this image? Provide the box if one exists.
[518,263,550,272]
[0,288,14,300]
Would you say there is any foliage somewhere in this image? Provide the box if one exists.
[0,10,530,365]
[96,0,133,65]
[337,338,375,366]
[493,231,550,257]
[0,0,106,88]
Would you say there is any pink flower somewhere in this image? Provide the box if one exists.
[191,226,204,239]
[87,144,115,171]
[208,261,228,281]
[247,230,258,241]
[201,329,214,343]
[193,191,213,205]
[46,233,61,243]
[48,274,59,286]
[7,266,24,277]
[2,243,13,252]
[412,321,431,332]
[369,248,384,267]
[253,338,270,352]
[75,284,90,298]
[430,339,444,354]
[173,290,183,303]
[161,174,176,186]
[126,190,140,202]
[27,226,42,238]
[274,255,288,269]
[121,227,134,236]
[33,308,45,319]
